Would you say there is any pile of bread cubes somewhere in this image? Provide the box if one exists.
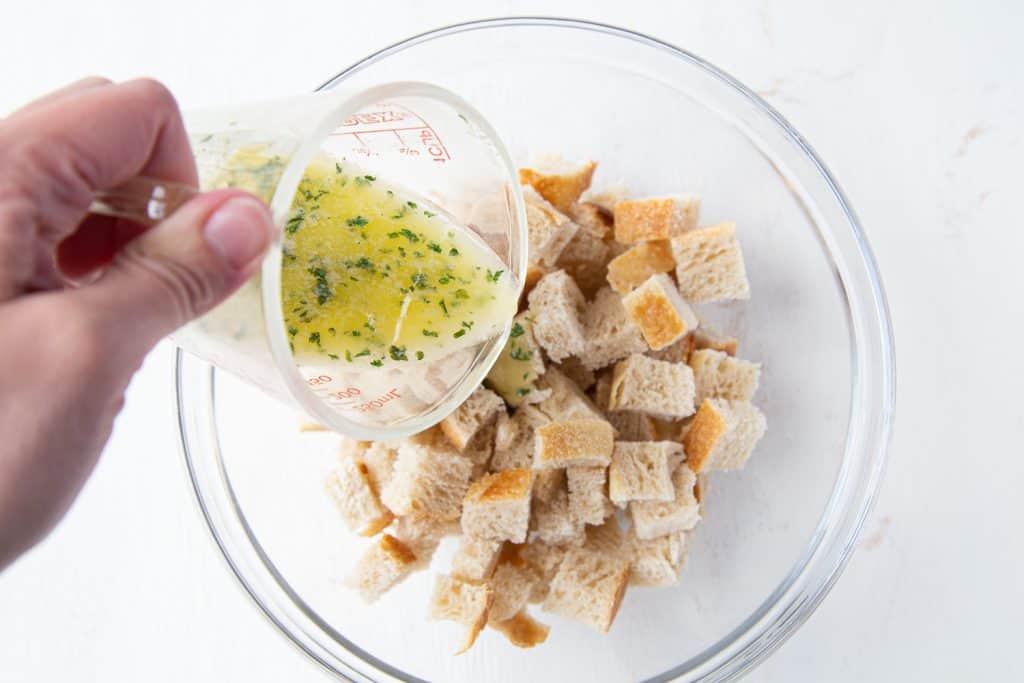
[323,157,767,653]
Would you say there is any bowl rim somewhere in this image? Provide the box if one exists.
[176,16,895,683]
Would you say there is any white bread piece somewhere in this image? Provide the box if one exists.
[593,371,612,410]
[440,386,506,451]
[630,463,701,539]
[580,287,647,371]
[535,366,604,422]
[558,356,597,391]
[530,485,585,546]
[491,406,550,471]
[428,573,495,654]
[346,534,418,602]
[689,348,761,405]
[520,157,597,214]
[490,610,551,648]
[517,541,571,604]
[486,313,546,406]
[613,194,700,243]
[608,441,684,506]
[542,547,630,632]
[522,185,580,268]
[532,468,567,504]
[488,562,540,623]
[606,240,676,294]
[380,439,474,520]
[451,536,504,583]
[671,222,751,302]
[298,420,329,432]
[462,468,534,543]
[568,201,614,240]
[326,458,394,537]
[629,529,688,587]
[556,223,612,297]
[580,180,630,214]
[609,353,696,420]
[606,410,659,441]
[388,513,460,569]
[683,399,767,473]
[534,419,615,469]
[356,441,397,495]
[622,273,699,350]
[693,324,739,356]
[583,518,627,557]
[337,437,370,460]
[527,269,586,362]
[567,465,614,525]
[648,333,696,364]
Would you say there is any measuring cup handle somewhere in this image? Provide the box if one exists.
[89,176,197,226]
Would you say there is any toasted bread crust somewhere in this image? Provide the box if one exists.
[682,400,729,472]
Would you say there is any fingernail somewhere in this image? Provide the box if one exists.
[203,197,273,268]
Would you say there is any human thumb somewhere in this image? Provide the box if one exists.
[74,188,274,360]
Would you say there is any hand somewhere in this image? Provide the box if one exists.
[0,77,274,570]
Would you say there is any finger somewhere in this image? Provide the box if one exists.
[0,77,196,299]
[6,76,113,118]
[68,189,274,362]
[55,215,148,281]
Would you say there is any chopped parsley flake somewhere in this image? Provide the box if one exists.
[309,331,321,345]
[422,329,439,337]
[449,247,460,257]
[287,326,298,337]
[510,346,533,361]
[285,212,304,234]
[486,269,504,283]
[416,350,424,360]
[427,241,442,253]
[516,387,531,397]
[346,215,369,227]
[370,359,383,367]
[328,353,339,360]
[453,328,466,339]
[389,345,408,361]
[454,289,469,300]
[354,348,371,358]
[510,322,524,338]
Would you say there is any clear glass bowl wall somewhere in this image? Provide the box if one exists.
[176,18,894,683]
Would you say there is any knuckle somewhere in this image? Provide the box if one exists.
[118,242,224,324]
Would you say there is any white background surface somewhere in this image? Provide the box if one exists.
[1,1,1020,681]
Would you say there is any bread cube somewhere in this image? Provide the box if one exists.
[629,530,688,587]
[689,348,761,405]
[542,547,630,632]
[567,465,614,525]
[486,312,546,406]
[671,222,750,302]
[451,536,503,582]
[607,410,658,441]
[608,441,683,506]
[530,486,585,546]
[388,513,460,568]
[380,438,474,520]
[441,386,506,451]
[622,273,699,350]
[462,468,534,543]
[488,562,540,623]
[556,226,612,298]
[428,573,494,653]
[609,354,696,419]
[491,406,550,471]
[693,324,738,356]
[532,467,567,504]
[580,181,630,214]
[558,356,597,391]
[568,201,614,240]
[630,463,701,539]
[490,610,551,648]
[583,518,627,557]
[346,534,418,602]
[356,441,397,495]
[326,458,394,537]
[647,333,696,364]
[522,185,580,268]
[527,269,586,362]
[580,287,647,371]
[535,419,615,469]
[520,158,597,213]
[683,398,767,472]
[613,194,700,243]
[606,240,676,294]
[535,366,604,422]
[518,540,571,603]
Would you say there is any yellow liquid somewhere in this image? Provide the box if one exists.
[280,158,517,369]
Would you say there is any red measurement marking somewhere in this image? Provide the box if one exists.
[306,375,333,386]
[327,102,453,162]
[355,387,402,412]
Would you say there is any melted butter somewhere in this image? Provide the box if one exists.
[280,158,517,368]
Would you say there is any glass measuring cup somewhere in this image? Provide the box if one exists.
[92,83,527,441]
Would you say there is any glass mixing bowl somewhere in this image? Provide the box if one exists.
[176,17,895,683]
